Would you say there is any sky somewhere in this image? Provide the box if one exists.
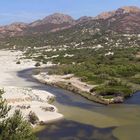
[0,0,140,25]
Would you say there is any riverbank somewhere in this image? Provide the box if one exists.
[8,50,140,140]
[33,71,125,105]
[0,50,63,125]
[17,66,140,140]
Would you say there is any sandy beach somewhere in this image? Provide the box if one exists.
[0,49,63,124]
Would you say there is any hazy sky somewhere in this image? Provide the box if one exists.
[0,0,140,25]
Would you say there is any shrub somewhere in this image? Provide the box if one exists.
[0,110,37,140]
[35,62,41,67]
[16,61,21,64]
[28,111,39,125]
[107,79,121,86]
[0,89,37,140]
[94,79,133,98]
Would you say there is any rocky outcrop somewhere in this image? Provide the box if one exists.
[95,11,115,20]
[95,6,140,20]
[76,16,93,23]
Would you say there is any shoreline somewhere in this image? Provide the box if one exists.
[2,86,64,124]
[33,71,122,105]
[33,77,109,105]
[32,68,139,105]
[0,49,64,126]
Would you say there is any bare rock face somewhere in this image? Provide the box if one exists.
[43,13,75,24]
[95,11,115,20]
[113,96,124,103]
[0,22,28,37]
[119,6,140,13]
[108,7,140,34]
[94,6,140,34]
[76,16,93,23]
[95,6,140,20]
[30,13,75,27]
[25,13,76,34]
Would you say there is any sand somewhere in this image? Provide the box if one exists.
[33,73,96,93]
[0,50,63,124]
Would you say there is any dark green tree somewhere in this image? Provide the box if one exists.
[0,90,37,140]
[0,89,10,119]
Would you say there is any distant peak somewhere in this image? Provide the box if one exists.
[95,6,140,20]
[49,13,69,17]
[40,13,75,25]
[119,6,140,13]
[30,13,75,27]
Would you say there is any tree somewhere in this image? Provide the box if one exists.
[0,90,37,140]
[35,62,41,67]
[0,89,10,119]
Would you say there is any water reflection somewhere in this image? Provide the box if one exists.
[17,68,140,140]
[37,120,117,140]
[124,91,140,105]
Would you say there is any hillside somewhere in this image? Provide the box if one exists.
[0,6,140,104]
[0,6,140,38]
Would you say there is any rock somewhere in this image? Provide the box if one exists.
[113,96,124,103]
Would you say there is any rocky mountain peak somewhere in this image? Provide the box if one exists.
[30,13,75,27]
[43,13,75,24]
[95,6,140,20]
[118,6,140,13]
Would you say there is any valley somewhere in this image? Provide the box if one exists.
[0,5,140,140]
[3,24,140,104]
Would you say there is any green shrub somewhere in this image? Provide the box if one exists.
[94,79,133,98]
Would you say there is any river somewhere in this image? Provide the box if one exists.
[17,68,140,140]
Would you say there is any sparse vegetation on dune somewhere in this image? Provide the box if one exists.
[30,44,140,104]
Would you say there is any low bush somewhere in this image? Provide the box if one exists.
[35,62,41,67]
[93,79,133,98]
[16,61,21,64]
[28,111,39,125]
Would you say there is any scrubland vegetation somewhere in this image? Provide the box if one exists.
[1,29,140,102]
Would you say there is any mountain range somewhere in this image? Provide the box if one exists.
[0,6,140,38]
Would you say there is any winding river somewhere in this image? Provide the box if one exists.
[17,68,140,140]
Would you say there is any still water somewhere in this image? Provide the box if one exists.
[18,68,140,140]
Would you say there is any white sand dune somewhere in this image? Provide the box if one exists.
[0,50,63,124]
